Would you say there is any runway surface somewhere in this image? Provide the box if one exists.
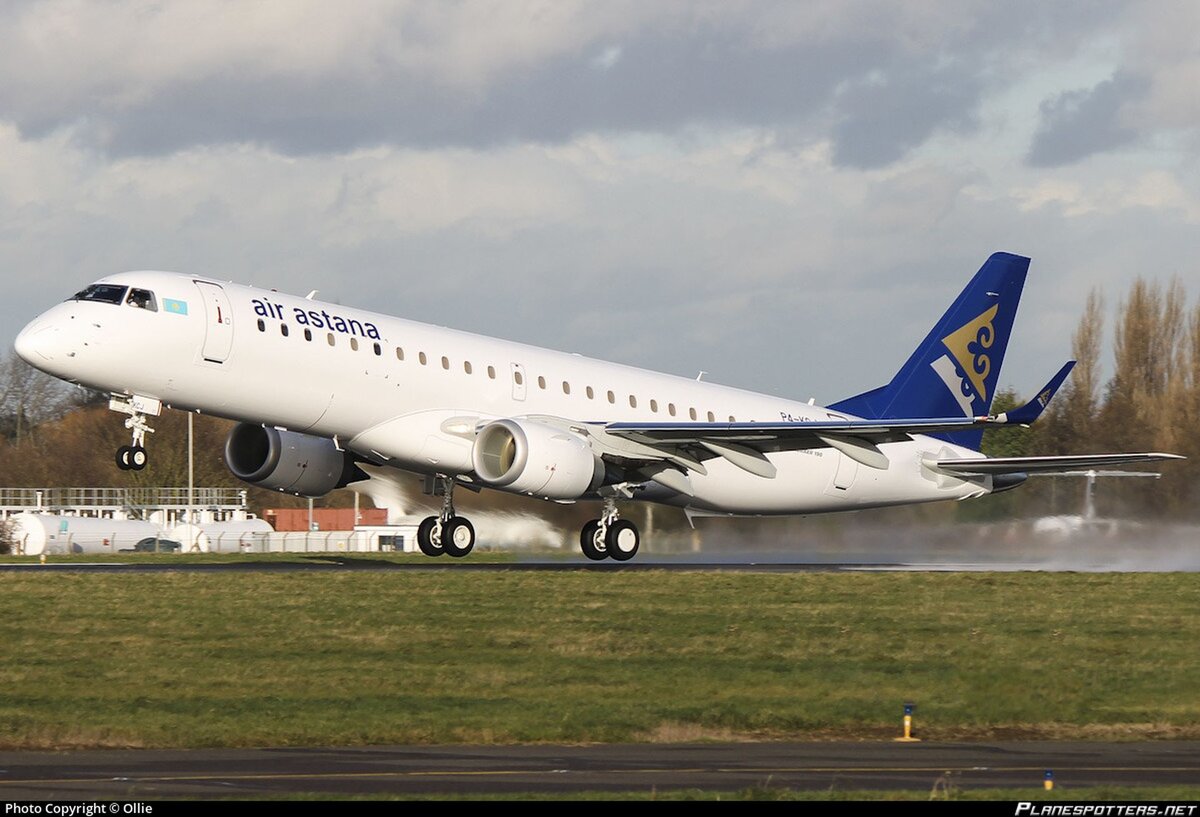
[0,741,1195,798]
[0,558,911,573]
[0,558,1139,573]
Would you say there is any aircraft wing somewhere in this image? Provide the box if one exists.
[610,415,1008,445]
[605,360,1077,453]
[604,415,1006,474]
[928,453,1185,475]
[603,411,1020,476]
[598,361,1179,477]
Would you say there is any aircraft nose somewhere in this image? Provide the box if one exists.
[15,320,56,363]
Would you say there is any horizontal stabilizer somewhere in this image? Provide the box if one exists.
[929,453,1185,476]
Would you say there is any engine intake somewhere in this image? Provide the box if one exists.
[224,423,359,497]
[472,419,603,500]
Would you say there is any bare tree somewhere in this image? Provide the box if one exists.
[1095,277,1195,513]
[1036,287,1104,455]
[0,353,78,443]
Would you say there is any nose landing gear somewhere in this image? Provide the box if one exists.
[111,395,161,471]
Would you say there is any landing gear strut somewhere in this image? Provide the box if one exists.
[111,395,160,471]
[580,498,640,562]
[417,476,476,558]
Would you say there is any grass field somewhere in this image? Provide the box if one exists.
[0,570,1197,749]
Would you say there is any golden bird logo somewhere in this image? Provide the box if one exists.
[940,304,999,403]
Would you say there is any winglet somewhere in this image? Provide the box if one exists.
[994,360,1075,426]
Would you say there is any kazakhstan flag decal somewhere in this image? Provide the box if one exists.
[164,298,188,315]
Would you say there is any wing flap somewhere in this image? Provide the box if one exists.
[929,453,1184,475]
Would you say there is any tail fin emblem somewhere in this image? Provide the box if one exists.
[942,304,998,402]
[930,304,999,416]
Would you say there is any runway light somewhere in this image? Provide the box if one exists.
[894,702,920,742]
[1044,769,1054,791]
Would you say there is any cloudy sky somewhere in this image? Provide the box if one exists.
[2,0,1197,402]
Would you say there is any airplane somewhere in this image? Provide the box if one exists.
[13,252,1181,561]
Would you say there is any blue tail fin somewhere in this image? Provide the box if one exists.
[829,252,1030,449]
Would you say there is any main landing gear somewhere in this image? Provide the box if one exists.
[110,395,161,471]
[416,476,476,558]
[579,498,640,562]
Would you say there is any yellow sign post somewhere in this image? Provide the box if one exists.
[894,703,921,742]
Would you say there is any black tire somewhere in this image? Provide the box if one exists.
[606,519,640,562]
[442,516,475,558]
[129,446,148,470]
[417,516,443,557]
[115,446,132,470]
[579,519,607,561]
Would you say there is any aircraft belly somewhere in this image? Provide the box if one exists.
[683,443,978,515]
[685,451,839,514]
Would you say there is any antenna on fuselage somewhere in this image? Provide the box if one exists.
[306,290,319,300]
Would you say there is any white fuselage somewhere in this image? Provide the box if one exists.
[16,271,991,515]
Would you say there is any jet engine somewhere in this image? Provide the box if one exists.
[224,423,360,497]
[471,418,603,500]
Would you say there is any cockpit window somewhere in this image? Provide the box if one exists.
[70,284,128,305]
[126,288,157,312]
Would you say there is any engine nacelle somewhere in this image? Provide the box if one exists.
[472,418,603,500]
[224,423,358,497]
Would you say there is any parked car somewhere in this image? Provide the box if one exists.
[119,537,183,553]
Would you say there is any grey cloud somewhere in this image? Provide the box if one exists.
[1027,72,1149,167]
[830,63,983,169]
[1,2,1123,167]
[38,28,876,157]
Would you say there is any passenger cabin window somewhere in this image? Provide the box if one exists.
[707,411,715,422]
[281,324,289,337]
[419,352,427,365]
[71,284,127,305]
[304,328,312,341]
[689,408,697,420]
[629,395,637,408]
[350,337,359,351]
[668,403,676,417]
[514,370,524,385]
[442,356,450,370]
[396,347,405,361]
[562,381,570,395]
[373,342,382,356]
[650,399,658,413]
[126,289,157,311]
[487,365,496,379]
[607,390,615,404]
[327,333,336,346]
[537,376,546,389]
[257,319,265,332]
[586,386,594,400]
[464,361,473,375]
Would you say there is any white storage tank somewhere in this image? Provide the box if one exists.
[170,519,274,553]
[8,513,163,556]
